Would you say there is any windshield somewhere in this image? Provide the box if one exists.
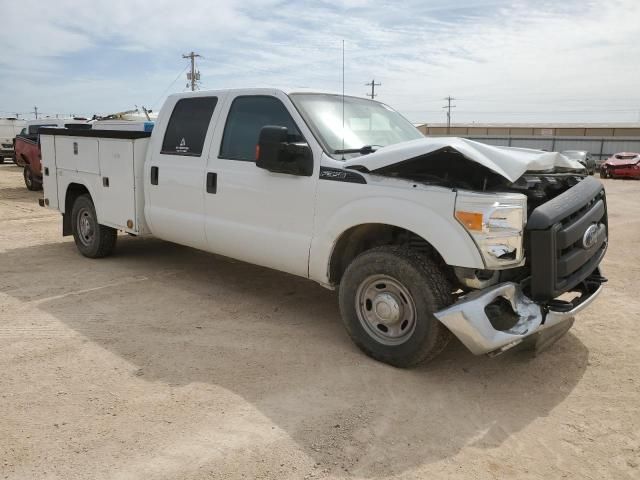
[290,93,423,157]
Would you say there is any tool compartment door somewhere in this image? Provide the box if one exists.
[98,138,137,232]
[56,136,99,174]
[40,134,59,209]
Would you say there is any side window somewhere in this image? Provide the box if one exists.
[161,97,217,156]
[220,96,302,161]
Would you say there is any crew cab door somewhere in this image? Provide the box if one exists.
[145,95,220,250]
[204,93,319,277]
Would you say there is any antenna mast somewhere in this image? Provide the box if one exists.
[341,40,345,159]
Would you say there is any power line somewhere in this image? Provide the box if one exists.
[365,79,381,99]
[182,51,202,92]
[443,96,456,134]
[150,65,190,109]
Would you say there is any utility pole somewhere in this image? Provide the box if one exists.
[182,51,202,91]
[365,79,381,99]
[442,96,456,134]
[33,106,39,119]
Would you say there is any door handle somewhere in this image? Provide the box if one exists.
[150,166,158,185]
[206,172,217,194]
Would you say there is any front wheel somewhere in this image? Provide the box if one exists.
[71,194,117,258]
[338,246,453,368]
[24,166,42,190]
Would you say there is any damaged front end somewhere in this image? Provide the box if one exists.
[442,170,608,356]
[442,173,608,356]
[434,271,605,355]
[345,138,608,356]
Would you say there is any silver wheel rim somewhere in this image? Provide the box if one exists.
[355,274,417,345]
[76,207,95,246]
[25,169,32,187]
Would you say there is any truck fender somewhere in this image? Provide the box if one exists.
[308,197,484,285]
[59,179,102,236]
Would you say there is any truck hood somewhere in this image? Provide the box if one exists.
[343,137,585,183]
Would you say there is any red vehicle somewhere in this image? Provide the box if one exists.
[15,119,90,190]
[15,132,44,190]
[600,152,640,179]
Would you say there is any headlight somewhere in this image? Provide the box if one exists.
[454,191,527,269]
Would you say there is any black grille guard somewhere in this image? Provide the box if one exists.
[526,176,608,301]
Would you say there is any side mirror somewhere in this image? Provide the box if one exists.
[256,126,313,176]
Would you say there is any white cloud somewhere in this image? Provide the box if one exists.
[0,0,639,122]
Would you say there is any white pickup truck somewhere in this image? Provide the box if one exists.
[40,89,608,367]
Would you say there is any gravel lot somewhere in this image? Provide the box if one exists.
[0,162,638,480]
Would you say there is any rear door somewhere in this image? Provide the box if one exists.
[145,95,220,250]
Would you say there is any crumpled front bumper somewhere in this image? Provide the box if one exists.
[434,276,604,355]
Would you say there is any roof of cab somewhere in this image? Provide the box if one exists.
[167,87,370,100]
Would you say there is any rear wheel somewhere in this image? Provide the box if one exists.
[71,194,117,258]
[24,166,42,190]
[338,246,453,368]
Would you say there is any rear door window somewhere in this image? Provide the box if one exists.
[161,97,218,157]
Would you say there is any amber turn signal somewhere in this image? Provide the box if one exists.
[455,211,483,231]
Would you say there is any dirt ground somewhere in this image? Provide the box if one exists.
[0,162,638,480]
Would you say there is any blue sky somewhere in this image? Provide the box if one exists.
[1,0,639,123]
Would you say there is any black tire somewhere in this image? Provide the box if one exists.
[24,166,42,191]
[70,194,117,258]
[600,169,608,179]
[338,246,453,368]
[0,157,4,164]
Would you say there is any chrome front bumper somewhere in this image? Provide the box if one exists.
[434,280,604,355]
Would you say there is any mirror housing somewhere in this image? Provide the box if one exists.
[256,126,313,176]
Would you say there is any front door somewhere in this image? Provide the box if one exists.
[204,93,318,277]
[145,95,219,250]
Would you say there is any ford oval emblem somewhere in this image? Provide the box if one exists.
[582,224,599,249]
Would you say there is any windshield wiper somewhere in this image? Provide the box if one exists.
[333,145,379,155]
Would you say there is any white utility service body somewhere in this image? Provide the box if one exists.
[41,130,150,236]
[40,88,608,367]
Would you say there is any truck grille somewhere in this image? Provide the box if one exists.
[526,176,607,301]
